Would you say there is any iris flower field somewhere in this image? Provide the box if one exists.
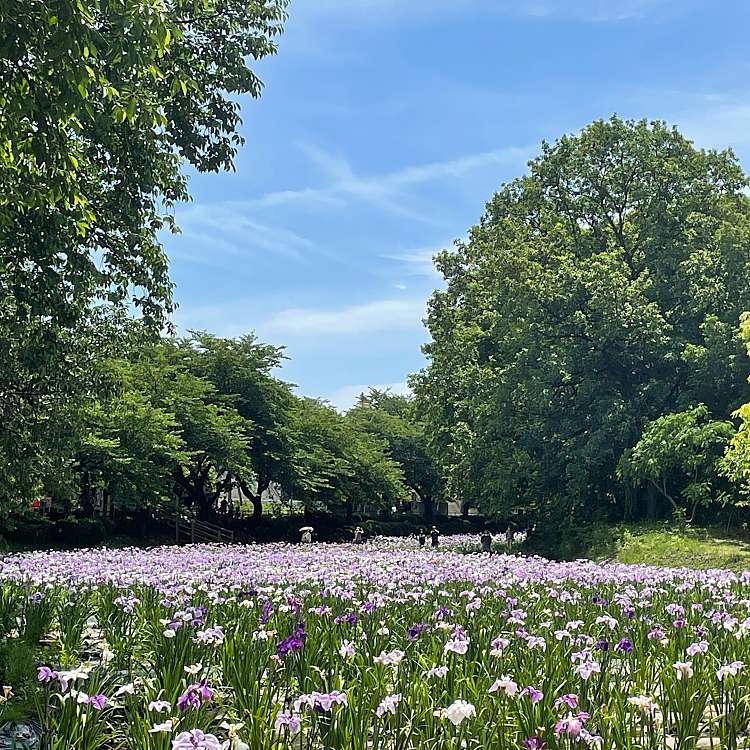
[1,538,749,749]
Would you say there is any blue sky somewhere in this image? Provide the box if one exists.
[166,0,750,410]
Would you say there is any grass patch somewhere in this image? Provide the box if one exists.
[580,524,750,572]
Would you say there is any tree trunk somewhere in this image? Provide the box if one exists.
[646,484,658,520]
[423,496,434,523]
[80,470,94,515]
[194,486,212,520]
[239,478,266,520]
[648,477,680,517]
[345,498,353,523]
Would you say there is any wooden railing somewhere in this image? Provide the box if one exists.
[174,515,235,544]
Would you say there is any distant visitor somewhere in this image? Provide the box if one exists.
[430,526,440,548]
[480,531,493,554]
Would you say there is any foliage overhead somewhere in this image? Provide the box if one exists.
[413,117,750,526]
[0,0,287,507]
[347,389,444,519]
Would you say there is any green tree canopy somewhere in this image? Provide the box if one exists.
[85,341,252,518]
[347,389,444,519]
[290,397,409,521]
[72,357,187,515]
[0,0,286,509]
[414,117,750,527]
[180,332,298,518]
[618,405,734,522]
[720,314,750,509]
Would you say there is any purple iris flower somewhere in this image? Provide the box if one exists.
[260,601,273,625]
[177,690,201,711]
[407,623,429,641]
[521,686,544,704]
[523,737,546,750]
[277,622,307,658]
[177,681,214,711]
[616,638,634,653]
[335,612,358,626]
[37,666,57,683]
[197,681,213,701]
[555,693,578,709]
[89,694,107,710]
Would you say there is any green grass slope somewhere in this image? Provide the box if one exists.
[579,524,750,572]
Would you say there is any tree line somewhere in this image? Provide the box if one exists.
[29,324,441,524]
[412,116,750,533]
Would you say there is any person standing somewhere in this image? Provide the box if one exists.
[353,526,364,544]
[417,528,426,547]
[480,531,493,555]
[430,526,440,548]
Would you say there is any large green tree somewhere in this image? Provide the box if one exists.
[88,341,251,519]
[71,357,186,516]
[0,0,286,508]
[347,389,444,520]
[181,332,298,519]
[618,405,734,522]
[290,397,409,521]
[414,117,750,527]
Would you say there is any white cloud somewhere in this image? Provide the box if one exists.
[244,143,531,223]
[298,0,679,23]
[170,143,531,245]
[381,148,531,186]
[384,246,445,279]
[175,203,316,262]
[610,91,750,157]
[266,298,426,336]
[324,381,412,412]
[677,100,750,152]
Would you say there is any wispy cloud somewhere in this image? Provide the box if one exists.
[324,381,411,412]
[173,203,317,264]
[384,246,448,280]
[266,298,426,337]
[614,89,750,155]
[248,144,532,222]
[520,0,678,22]
[298,0,680,23]
[677,99,750,152]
